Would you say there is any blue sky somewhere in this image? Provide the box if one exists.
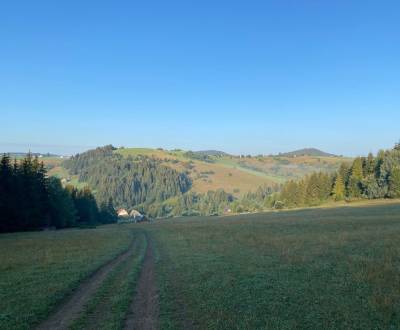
[1,1,399,156]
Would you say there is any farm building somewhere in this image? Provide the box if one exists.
[117,208,129,217]
[130,209,144,221]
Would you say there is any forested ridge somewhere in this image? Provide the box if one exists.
[276,142,400,208]
[0,153,116,233]
[64,145,192,212]
[61,143,400,219]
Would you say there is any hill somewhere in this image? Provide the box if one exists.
[113,147,348,195]
[55,147,349,196]
[50,146,349,218]
[278,148,338,158]
[193,150,231,157]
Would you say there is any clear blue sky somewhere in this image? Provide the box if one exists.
[1,1,399,156]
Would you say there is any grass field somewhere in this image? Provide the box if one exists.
[144,203,400,329]
[0,226,135,329]
[2,203,400,329]
[47,165,88,189]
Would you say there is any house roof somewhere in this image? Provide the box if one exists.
[130,209,142,217]
[117,209,129,217]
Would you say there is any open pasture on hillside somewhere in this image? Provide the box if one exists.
[112,147,349,196]
[144,203,400,329]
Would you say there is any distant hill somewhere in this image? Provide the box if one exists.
[278,148,339,158]
[6,152,62,158]
[54,146,347,200]
[194,150,231,157]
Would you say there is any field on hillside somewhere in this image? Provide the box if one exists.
[47,165,88,189]
[113,148,349,196]
[143,203,400,329]
[51,147,349,198]
[2,203,400,329]
[0,226,140,329]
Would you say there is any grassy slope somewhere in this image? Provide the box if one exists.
[47,166,88,189]
[0,225,133,329]
[113,148,348,196]
[115,148,276,196]
[214,157,288,183]
[117,148,177,159]
[144,203,400,329]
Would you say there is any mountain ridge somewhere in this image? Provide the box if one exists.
[277,148,339,158]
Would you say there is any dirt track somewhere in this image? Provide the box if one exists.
[37,241,137,330]
[124,239,159,330]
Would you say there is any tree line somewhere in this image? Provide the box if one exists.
[276,143,400,208]
[144,189,235,218]
[0,153,117,233]
[157,143,400,216]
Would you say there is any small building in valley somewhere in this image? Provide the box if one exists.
[130,209,144,221]
[117,208,129,217]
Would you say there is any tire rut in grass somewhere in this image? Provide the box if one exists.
[124,237,159,330]
[36,238,137,330]
[70,235,146,330]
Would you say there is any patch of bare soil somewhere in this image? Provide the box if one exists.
[124,239,159,330]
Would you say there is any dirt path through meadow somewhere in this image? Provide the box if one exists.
[37,240,137,330]
[124,238,159,330]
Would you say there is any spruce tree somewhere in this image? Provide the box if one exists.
[388,167,400,198]
[48,177,77,228]
[332,174,345,201]
[366,153,376,175]
[0,154,14,231]
[348,157,364,198]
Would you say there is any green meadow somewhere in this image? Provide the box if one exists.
[1,203,400,329]
[0,226,134,329]
[147,203,400,329]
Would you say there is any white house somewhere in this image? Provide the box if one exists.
[130,209,144,221]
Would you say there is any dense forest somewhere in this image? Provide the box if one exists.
[64,145,192,213]
[0,154,116,233]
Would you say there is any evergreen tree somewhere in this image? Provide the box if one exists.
[74,187,99,225]
[0,154,107,232]
[0,154,15,232]
[332,173,345,201]
[361,175,381,199]
[388,167,400,198]
[48,177,77,228]
[347,157,364,198]
[99,197,117,224]
[365,153,376,175]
